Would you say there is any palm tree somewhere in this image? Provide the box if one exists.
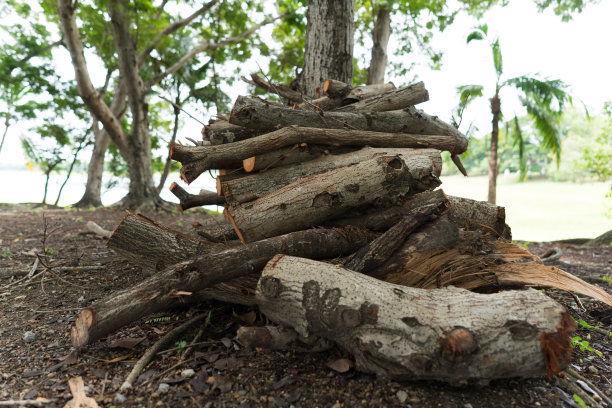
[458,24,574,204]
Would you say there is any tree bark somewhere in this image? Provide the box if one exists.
[488,94,501,204]
[367,7,391,85]
[335,82,428,113]
[225,155,437,243]
[173,126,463,183]
[71,227,375,346]
[243,145,358,173]
[299,81,397,112]
[256,255,575,384]
[191,215,239,243]
[297,0,355,97]
[202,118,261,145]
[73,125,110,208]
[222,148,441,204]
[169,182,225,211]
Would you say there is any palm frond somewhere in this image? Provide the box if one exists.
[492,38,503,78]
[520,97,562,165]
[466,24,488,43]
[505,76,572,110]
[452,85,484,128]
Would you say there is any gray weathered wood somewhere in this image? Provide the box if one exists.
[222,147,441,204]
[169,182,225,211]
[335,81,428,112]
[228,96,466,153]
[225,154,431,243]
[202,118,261,145]
[243,145,358,173]
[256,255,574,384]
[173,126,461,183]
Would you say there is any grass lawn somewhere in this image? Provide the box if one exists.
[439,175,612,242]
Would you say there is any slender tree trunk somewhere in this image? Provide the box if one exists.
[297,0,355,96]
[157,104,180,193]
[73,125,110,208]
[366,7,390,85]
[488,93,501,204]
[0,115,9,155]
[54,137,87,206]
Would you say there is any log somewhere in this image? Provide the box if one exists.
[256,255,575,384]
[221,148,442,204]
[228,96,466,152]
[191,215,239,243]
[202,118,261,145]
[225,154,438,243]
[71,227,376,346]
[334,82,429,112]
[299,81,397,112]
[244,73,305,103]
[173,126,462,183]
[447,196,511,240]
[243,145,358,173]
[169,182,225,211]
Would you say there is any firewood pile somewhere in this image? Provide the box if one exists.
[73,76,612,385]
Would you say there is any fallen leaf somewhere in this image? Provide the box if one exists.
[108,336,146,349]
[49,349,79,372]
[326,358,353,373]
[104,355,131,364]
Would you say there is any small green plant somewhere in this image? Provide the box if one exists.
[1,247,13,259]
[571,336,602,357]
[145,316,172,324]
[205,310,213,327]
[573,394,590,408]
[513,240,530,250]
[576,319,598,330]
[603,276,612,283]
[175,340,187,354]
[44,247,59,256]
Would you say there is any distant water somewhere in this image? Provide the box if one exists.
[0,168,218,207]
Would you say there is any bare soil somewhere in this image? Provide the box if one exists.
[0,203,610,407]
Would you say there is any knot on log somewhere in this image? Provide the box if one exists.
[260,276,282,298]
[439,327,478,362]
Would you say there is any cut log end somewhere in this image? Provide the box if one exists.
[71,308,95,347]
[243,157,256,173]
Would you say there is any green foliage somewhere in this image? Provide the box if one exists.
[577,102,612,182]
[533,0,594,21]
[1,247,13,259]
[175,339,187,354]
[570,336,602,357]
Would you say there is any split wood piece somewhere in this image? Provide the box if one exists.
[107,212,224,273]
[225,155,432,243]
[256,255,575,384]
[342,202,445,274]
[334,81,428,113]
[228,96,466,153]
[71,227,376,346]
[202,118,262,145]
[300,81,397,112]
[222,147,441,205]
[236,326,333,352]
[169,182,225,211]
[447,196,511,240]
[173,126,462,183]
[243,145,358,173]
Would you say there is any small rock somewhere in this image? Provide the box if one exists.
[464,404,473,408]
[23,331,36,343]
[534,402,541,406]
[181,369,196,379]
[157,383,170,395]
[588,366,598,374]
[396,390,408,403]
[77,295,85,302]
[115,393,126,403]
[83,386,92,393]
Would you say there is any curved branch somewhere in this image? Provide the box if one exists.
[145,15,281,90]
[57,0,128,153]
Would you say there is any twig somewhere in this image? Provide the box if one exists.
[120,313,208,391]
[555,375,600,408]
[156,94,206,127]
[0,400,56,407]
[85,221,112,239]
[0,264,105,279]
[541,246,563,264]
[565,367,612,406]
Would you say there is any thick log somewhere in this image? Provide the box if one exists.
[192,215,239,243]
[173,126,461,183]
[202,118,261,145]
[228,96,466,152]
[225,154,437,243]
[447,196,511,240]
[222,148,441,204]
[243,145,358,173]
[169,182,225,211]
[256,255,575,384]
[300,81,397,112]
[334,82,429,112]
[71,227,375,346]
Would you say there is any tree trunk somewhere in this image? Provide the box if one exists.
[297,0,355,96]
[256,255,575,384]
[73,127,110,208]
[225,154,438,243]
[71,227,375,346]
[367,7,391,85]
[221,147,441,205]
[488,94,501,204]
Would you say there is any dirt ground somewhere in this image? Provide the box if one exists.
[0,203,610,408]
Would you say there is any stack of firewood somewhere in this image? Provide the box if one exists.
[72,77,612,385]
